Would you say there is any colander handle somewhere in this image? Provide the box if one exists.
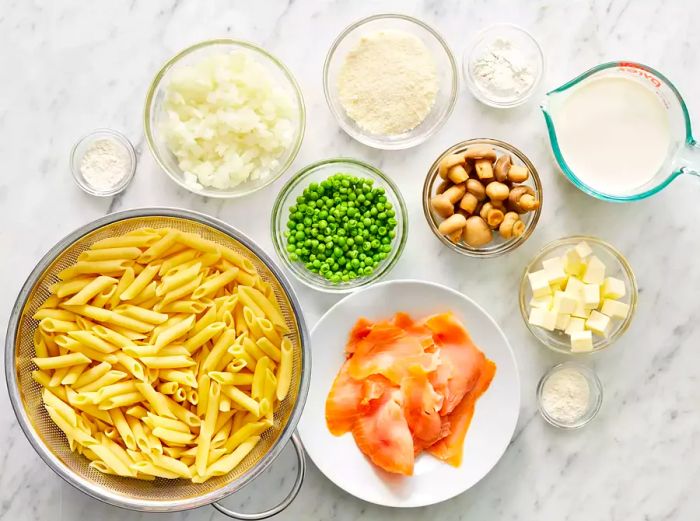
[212,431,306,520]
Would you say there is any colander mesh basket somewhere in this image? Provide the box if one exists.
[7,210,308,511]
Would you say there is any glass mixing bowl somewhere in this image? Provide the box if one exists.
[144,39,306,198]
[271,158,407,293]
[519,236,638,354]
[323,14,458,150]
[422,138,542,257]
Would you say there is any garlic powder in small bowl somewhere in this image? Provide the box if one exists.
[464,24,544,108]
[70,129,136,197]
[537,362,603,429]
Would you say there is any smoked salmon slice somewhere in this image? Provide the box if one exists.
[427,359,496,466]
[352,388,415,476]
[401,371,443,447]
[325,311,496,476]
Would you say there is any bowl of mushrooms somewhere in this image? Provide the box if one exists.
[422,138,542,257]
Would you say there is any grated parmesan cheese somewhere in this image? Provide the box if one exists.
[338,30,438,135]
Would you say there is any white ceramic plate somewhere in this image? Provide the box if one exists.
[298,279,520,508]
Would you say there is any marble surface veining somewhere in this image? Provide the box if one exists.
[1,0,699,519]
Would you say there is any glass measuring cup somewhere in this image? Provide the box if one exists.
[541,61,700,202]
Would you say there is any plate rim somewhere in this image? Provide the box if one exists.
[300,278,521,508]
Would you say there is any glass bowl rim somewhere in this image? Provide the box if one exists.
[322,13,459,150]
[518,235,638,354]
[143,38,306,199]
[536,361,603,429]
[69,128,137,197]
[462,22,545,109]
[270,157,408,293]
[422,137,543,257]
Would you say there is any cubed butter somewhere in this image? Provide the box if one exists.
[563,248,584,276]
[528,308,557,331]
[542,256,568,286]
[586,310,611,337]
[602,277,626,299]
[582,283,601,309]
[565,276,585,296]
[572,299,591,319]
[570,330,594,352]
[555,313,571,331]
[600,298,630,319]
[582,255,606,285]
[528,269,552,298]
[552,290,577,314]
[574,241,593,258]
[530,295,553,310]
[565,316,586,335]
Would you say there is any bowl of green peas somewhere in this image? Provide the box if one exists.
[271,158,408,292]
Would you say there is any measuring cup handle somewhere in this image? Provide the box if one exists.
[679,141,700,178]
[211,431,306,520]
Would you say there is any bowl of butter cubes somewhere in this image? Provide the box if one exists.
[519,236,637,354]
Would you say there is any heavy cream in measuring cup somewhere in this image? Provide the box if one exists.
[553,76,671,194]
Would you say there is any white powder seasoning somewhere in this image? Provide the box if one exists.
[79,138,131,192]
[540,368,590,424]
[338,29,438,135]
[471,38,536,99]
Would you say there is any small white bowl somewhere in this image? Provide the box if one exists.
[70,129,136,197]
[463,23,544,108]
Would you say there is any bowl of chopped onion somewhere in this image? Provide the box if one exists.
[144,39,306,198]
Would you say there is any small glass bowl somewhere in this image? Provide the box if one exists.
[323,13,458,150]
[70,129,136,197]
[519,236,638,354]
[537,362,603,429]
[144,39,305,198]
[463,23,544,108]
[271,158,408,293]
[422,138,542,257]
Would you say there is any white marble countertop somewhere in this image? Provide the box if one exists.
[2,0,699,519]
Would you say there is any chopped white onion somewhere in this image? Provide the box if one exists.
[162,51,296,190]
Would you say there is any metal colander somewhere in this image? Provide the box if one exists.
[5,208,310,515]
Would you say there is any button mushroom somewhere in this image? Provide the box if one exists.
[493,154,512,183]
[430,194,454,218]
[443,184,466,204]
[466,178,486,201]
[464,146,497,162]
[459,192,479,214]
[474,159,494,180]
[447,164,469,184]
[463,216,493,246]
[499,212,526,239]
[438,154,466,179]
[507,164,529,183]
[508,185,540,213]
[438,213,467,236]
[485,181,510,201]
